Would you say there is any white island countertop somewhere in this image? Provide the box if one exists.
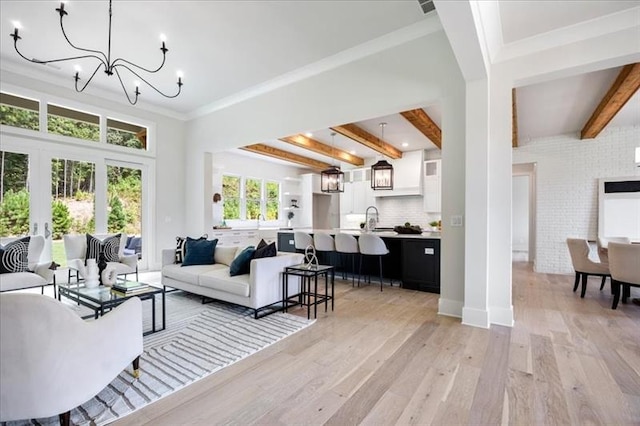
[277,228,441,240]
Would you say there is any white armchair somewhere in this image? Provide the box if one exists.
[64,233,138,283]
[0,235,56,295]
[0,293,143,425]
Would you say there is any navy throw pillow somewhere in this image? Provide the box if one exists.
[175,234,207,263]
[253,241,277,259]
[230,246,255,276]
[182,238,218,267]
[0,236,30,274]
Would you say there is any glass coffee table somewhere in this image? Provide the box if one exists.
[58,282,165,336]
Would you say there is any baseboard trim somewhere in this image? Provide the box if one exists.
[462,306,490,328]
[490,305,514,327]
[438,298,463,318]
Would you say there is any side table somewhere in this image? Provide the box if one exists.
[283,264,335,319]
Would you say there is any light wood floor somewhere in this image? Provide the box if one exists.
[116,264,640,425]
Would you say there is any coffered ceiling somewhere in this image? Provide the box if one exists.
[1,1,638,170]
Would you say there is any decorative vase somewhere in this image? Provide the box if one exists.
[98,252,107,285]
[287,219,292,228]
[85,259,100,288]
[101,266,117,286]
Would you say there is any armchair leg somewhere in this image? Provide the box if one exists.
[59,410,70,426]
[132,355,140,378]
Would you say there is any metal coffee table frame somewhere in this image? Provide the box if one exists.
[58,283,165,336]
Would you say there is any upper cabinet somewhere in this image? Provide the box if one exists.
[423,159,441,213]
[374,150,424,197]
[340,168,375,215]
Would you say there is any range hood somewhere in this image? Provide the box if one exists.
[374,150,423,197]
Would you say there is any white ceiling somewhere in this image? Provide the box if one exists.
[1,1,638,169]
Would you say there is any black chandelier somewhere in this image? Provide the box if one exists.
[371,122,394,190]
[9,0,183,105]
[320,132,344,193]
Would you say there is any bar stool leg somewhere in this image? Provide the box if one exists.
[378,255,383,292]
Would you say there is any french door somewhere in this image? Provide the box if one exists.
[1,137,149,271]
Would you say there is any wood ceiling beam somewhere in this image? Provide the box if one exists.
[280,134,364,166]
[240,144,331,170]
[331,123,402,159]
[400,109,442,149]
[581,63,640,140]
[512,88,518,148]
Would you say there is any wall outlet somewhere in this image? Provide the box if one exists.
[451,215,463,227]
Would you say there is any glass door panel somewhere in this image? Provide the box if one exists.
[51,158,96,267]
[107,164,142,260]
[0,151,31,238]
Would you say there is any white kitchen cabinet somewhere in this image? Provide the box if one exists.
[340,168,375,214]
[211,229,259,247]
[423,159,441,212]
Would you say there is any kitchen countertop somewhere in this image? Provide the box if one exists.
[277,228,441,240]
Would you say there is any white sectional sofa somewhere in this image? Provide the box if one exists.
[161,245,303,318]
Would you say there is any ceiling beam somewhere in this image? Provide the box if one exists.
[512,88,518,148]
[280,134,364,166]
[581,63,640,140]
[400,109,441,149]
[331,124,402,159]
[240,144,331,170]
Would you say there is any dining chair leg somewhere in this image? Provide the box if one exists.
[580,273,588,298]
[622,284,631,303]
[599,276,606,290]
[573,272,580,292]
[612,279,621,309]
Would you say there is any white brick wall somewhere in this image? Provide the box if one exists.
[376,196,440,229]
[513,125,640,274]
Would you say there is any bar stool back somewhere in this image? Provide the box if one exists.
[358,234,390,291]
[294,231,314,254]
[335,233,360,286]
[313,232,335,266]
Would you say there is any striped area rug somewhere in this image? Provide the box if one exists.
[11,291,314,426]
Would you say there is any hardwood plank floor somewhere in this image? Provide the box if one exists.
[116,263,640,425]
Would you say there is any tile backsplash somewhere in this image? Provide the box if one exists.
[375,196,440,228]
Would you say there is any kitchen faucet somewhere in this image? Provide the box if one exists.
[365,206,379,231]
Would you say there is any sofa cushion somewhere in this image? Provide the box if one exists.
[214,246,237,266]
[163,263,226,285]
[182,238,218,266]
[230,246,255,276]
[175,234,207,264]
[199,268,250,297]
[0,271,47,292]
[0,237,30,274]
[253,241,277,259]
[86,233,121,263]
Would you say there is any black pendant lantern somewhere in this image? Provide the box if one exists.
[371,123,394,190]
[320,132,344,193]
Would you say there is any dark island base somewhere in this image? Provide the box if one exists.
[277,232,440,294]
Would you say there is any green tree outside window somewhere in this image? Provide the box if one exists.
[266,181,280,220]
[245,178,262,220]
[222,175,241,220]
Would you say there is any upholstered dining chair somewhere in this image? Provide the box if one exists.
[64,233,138,283]
[358,233,390,291]
[335,233,360,286]
[608,241,640,309]
[596,236,631,265]
[0,293,142,426]
[566,238,610,298]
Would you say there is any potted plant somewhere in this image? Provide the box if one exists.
[429,220,440,232]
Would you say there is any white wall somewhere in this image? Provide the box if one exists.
[0,70,186,269]
[513,125,640,274]
[512,175,529,252]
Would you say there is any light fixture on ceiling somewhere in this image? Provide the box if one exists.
[371,123,394,190]
[9,0,183,105]
[320,132,344,193]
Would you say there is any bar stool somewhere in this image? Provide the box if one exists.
[358,234,390,291]
[335,233,360,286]
[294,231,314,255]
[313,232,335,267]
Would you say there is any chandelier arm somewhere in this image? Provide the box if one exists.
[113,67,139,105]
[113,64,182,98]
[111,52,167,74]
[13,39,107,68]
[58,14,109,64]
[75,64,103,93]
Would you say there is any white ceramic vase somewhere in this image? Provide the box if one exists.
[101,266,117,287]
[85,259,100,288]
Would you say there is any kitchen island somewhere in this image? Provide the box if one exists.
[277,229,441,293]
